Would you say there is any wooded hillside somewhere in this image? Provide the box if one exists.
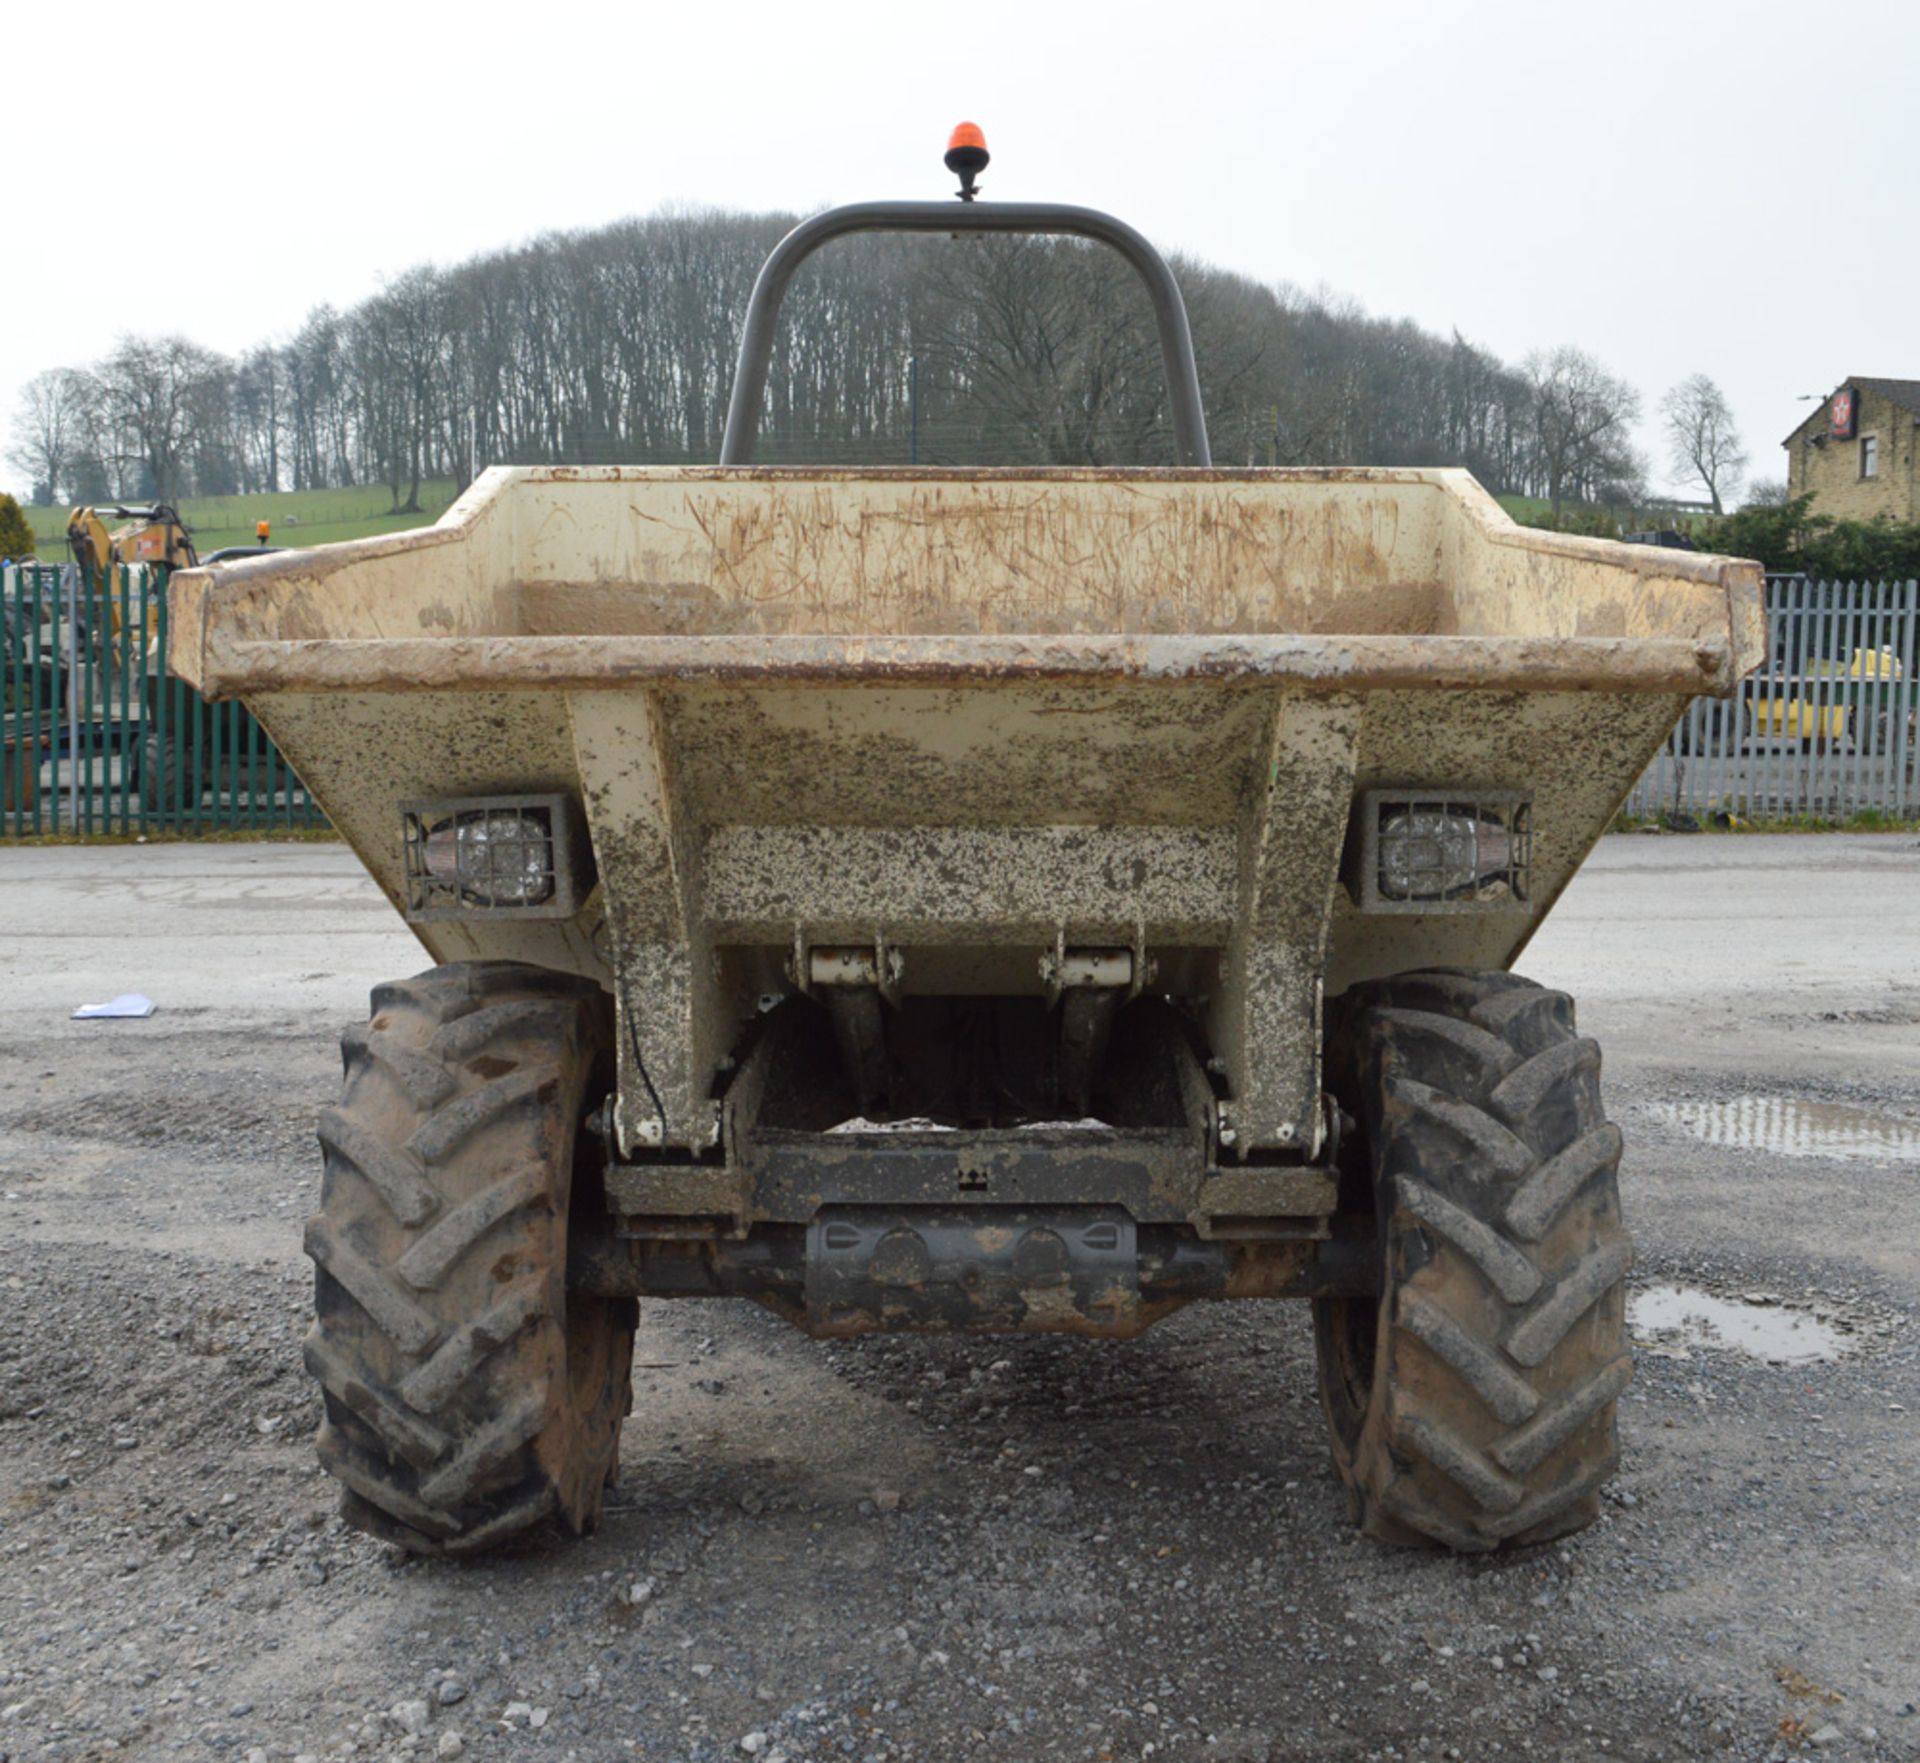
[10,210,1645,512]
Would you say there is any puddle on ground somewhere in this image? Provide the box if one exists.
[1650,1095,1920,1164]
[1629,1286,1855,1364]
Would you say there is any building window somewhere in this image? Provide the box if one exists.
[1862,435,1880,479]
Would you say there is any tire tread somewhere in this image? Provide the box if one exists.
[1316,967,1632,1552]
[305,962,629,1555]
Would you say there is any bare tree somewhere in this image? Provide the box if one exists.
[1660,373,1746,514]
[102,335,229,499]
[372,268,452,512]
[62,374,115,502]
[284,308,352,490]
[235,348,287,492]
[1742,478,1789,509]
[1524,347,1643,517]
[7,370,88,505]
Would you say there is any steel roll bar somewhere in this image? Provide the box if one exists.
[718,201,1212,468]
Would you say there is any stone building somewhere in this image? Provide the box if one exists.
[1783,379,1920,520]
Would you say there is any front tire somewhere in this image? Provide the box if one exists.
[1314,969,1632,1551]
[303,961,634,1554]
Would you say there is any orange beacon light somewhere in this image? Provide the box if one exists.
[944,123,989,201]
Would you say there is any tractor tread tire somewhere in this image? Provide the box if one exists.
[1315,968,1632,1552]
[137,732,182,818]
[304,960,633,1555]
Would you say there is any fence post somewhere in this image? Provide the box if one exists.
[1810,581,1833,819]
[3,568,15,836]
[1835,578,1860,817]
[190,655,206,834]
[1855,578,1874,815]
[1835,587,1866,821]
[116,565,131,833]
[1834,578,1855,816]
[30,567,47,835]
[1863,579,1883,816]
[1758,578,1783,818]
[1898,581,1918,819]
[1790,579,1814,818]
[135,569,149,836]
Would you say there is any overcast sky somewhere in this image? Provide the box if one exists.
[9,0,1916,503]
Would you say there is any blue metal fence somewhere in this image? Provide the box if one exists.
[1627,577,1919,821]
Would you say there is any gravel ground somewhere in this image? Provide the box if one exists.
[1,835,1917,1763]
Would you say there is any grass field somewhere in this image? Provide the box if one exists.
[23,481,463,555]
[1495,493,1717,532]
[1497,494,1552,520]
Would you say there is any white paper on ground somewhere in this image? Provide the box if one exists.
[72,993,157,1019]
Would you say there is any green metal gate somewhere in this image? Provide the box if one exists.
[1,561,330,838]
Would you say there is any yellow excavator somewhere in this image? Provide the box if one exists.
[66,503,197,576]
[63,505,198,659]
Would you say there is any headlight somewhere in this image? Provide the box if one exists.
[401,794,593,921]
[1378,807,1511,901]
[422,808,555,906]
[1352,791,1531,912]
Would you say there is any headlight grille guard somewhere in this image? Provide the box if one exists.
[1347,788,1533,913]
[400,793,593,922]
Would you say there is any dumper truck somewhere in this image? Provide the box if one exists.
[167,138,1766,1557]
